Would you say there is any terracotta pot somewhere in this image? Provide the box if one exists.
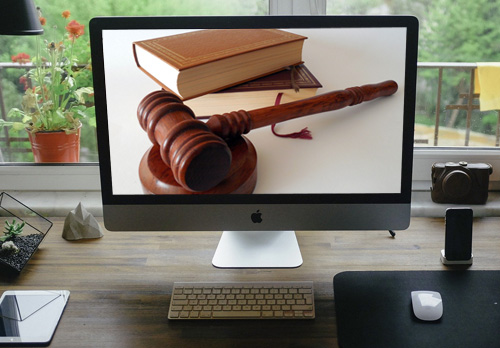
[28,128,81,163]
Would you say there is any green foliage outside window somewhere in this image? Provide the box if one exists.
[1,0,499,162]
[328,0,500,144]
[0,0,267,162]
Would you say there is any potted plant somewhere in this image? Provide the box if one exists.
[0,9,94,163]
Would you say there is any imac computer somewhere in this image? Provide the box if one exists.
[89,15,418,268]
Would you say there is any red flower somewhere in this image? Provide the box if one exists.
[62,10,71,19]
[11,53,31,64]
[65,20,85,40]
[19,76,29,90]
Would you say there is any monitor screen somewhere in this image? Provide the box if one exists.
[90,16,418,266]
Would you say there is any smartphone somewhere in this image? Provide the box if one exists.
[444,208,473,261]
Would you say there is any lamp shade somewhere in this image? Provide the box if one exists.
[0,0,43,35]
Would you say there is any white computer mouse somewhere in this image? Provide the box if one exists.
[411,290,443,321]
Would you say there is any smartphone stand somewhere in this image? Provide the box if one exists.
[440,249,473,265]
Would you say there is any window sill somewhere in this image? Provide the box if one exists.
[411,191,500,218]
[5,190,499,221]
[5,190,103,218]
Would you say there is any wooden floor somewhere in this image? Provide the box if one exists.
[1,217,500,347]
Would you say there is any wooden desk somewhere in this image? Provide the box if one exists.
[1,217,499,347]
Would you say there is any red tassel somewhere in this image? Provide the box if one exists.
[271,124,313,139]
[271,93,313,140]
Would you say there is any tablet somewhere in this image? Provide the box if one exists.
[0,290,70,346]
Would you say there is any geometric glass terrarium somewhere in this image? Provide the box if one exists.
[0,192,52,274]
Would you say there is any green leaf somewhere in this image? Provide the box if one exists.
[65,76,76,90]
[74,87,94,104]
[12,122,26,131]
[7,108,24,119]
[86,106,96,118]
[0,119,14,127]
[3,110,29,130]
[21,114,33,123]
[54,109,68,124]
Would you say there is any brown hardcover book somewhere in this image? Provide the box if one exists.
[133,29,307,100]
[185,64,322,116]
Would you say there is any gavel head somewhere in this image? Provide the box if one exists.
[137,90,232,192]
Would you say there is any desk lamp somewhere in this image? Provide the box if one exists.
[0,0,43,35]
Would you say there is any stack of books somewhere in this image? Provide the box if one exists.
[133,28,321,116]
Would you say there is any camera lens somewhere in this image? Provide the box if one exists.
[442,170,472,198]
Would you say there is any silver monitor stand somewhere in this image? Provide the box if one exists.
[212,230,303,268]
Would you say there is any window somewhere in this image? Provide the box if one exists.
[0,0,268,191]
[0,0,268,164]
[323,0,500,188]
[1,0,498,195]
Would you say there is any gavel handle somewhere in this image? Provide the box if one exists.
[206,80,398,139]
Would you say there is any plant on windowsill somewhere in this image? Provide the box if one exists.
[0,9,94,163]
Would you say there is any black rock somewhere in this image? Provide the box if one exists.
[0,234,44,272]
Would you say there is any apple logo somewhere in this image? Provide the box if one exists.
[251,210,263,223]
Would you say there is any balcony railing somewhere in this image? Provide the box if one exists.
[417,62,500,147]
[0,63,32,161]
[1,61,499,162]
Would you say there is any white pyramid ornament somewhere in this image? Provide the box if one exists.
[62,202,104,241]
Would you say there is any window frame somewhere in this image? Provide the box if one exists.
[2,148,499,192]
[1,1,498,197]
[0,163,100,191]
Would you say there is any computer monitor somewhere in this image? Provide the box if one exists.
[89,15,418,268]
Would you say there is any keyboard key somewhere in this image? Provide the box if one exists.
[212,310,261,318]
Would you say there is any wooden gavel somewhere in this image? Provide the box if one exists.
[137,80,398,192]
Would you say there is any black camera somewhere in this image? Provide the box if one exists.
[431,161,492,204]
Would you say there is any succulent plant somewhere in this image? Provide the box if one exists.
[1,220,25,242]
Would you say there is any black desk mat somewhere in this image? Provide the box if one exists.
[334,270,500,348]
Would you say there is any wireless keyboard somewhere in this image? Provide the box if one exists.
[168,281,315,320]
